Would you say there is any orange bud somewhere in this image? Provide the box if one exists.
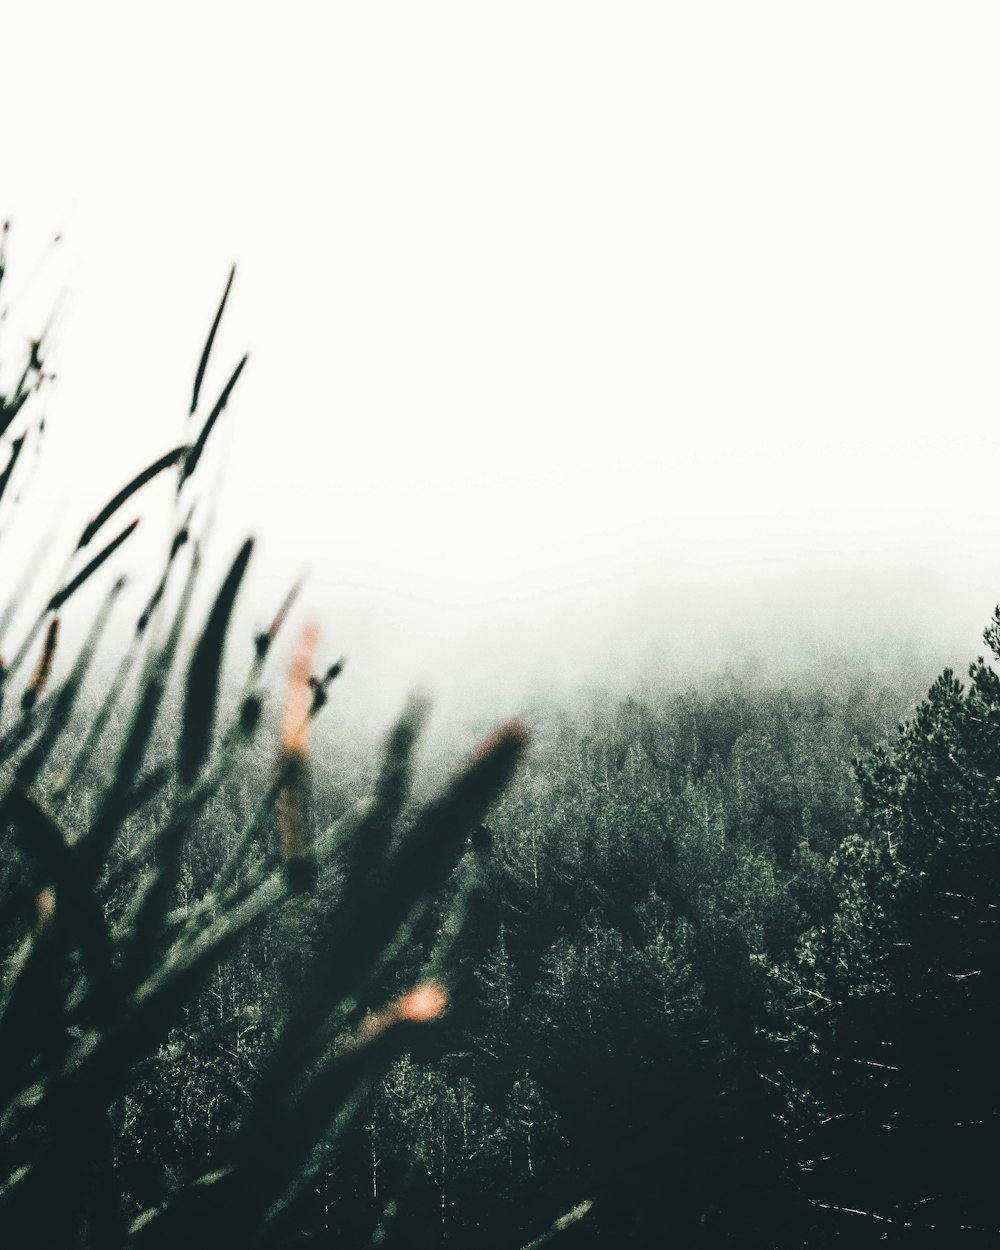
[23,617,59,710]
[280,623,317,761]
[346,982,450,1052]
[277,624,318,876]
[36,887,56,933]
[466,718,531,768]
[394,982,449,1023]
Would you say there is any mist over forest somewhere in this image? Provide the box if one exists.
[5,185,1000,1248]
[4,3,1000,1246]
[11,598,999,1247]
[5,415,1000,1247]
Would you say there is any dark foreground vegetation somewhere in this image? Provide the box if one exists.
[2,234,999,1246]
[0,242,527,1248]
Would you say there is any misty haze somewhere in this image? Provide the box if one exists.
[2,4,999,1247]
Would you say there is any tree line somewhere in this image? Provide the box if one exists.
[57,638,999,1247]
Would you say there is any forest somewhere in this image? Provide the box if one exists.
[2,246,999,1247]
[97,650,1000,1248]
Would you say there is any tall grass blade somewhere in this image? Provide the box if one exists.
[0,433,25,510]
[1,787,113,998]
[47,518,139,612]
[178,538,253,785]
[255,580,301,659]
[77,445,187,549]
[190,264,235,415]
[20,616,58,711]
[182,353,248,483]
[79,547,200,873]
[0,390,28,440]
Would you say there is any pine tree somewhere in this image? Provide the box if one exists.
[783,619,1000,1245]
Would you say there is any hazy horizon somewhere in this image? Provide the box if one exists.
[3,3,999,730]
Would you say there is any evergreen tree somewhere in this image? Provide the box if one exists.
[781,616,1000,1245]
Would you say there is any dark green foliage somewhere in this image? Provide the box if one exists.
[179,538,254,787]
[48,519,141,612]
[190,264,235,416]
[6,227,999,1248]
[771,621,1000,1245]
[286,668,925,1247]
[182,352,249,484]
[77,446,188,550]
[0,432,25,509]
[0,253,526,1248]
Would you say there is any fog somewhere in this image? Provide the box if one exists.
[2,3,999,730]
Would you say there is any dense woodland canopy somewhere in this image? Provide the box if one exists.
[30,643,993,1248]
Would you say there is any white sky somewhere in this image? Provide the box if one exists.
[2,3,999,722]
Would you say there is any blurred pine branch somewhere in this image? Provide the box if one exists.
[0,231,533,1248]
